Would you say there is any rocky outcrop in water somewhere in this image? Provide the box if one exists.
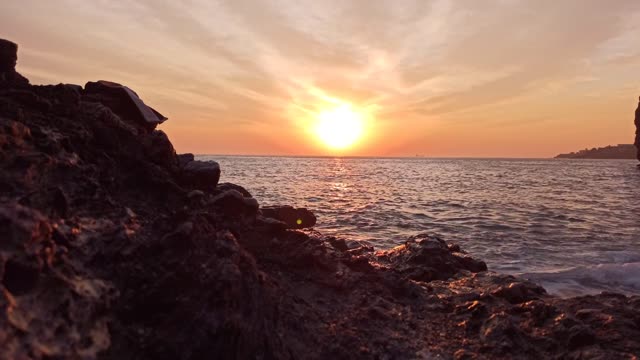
[261,205,317,229]
[2,39,640,359]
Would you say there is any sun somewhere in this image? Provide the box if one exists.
[314,104,365,150]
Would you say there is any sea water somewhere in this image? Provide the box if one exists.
[201,156,640,297]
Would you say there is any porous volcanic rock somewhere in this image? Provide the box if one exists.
[376,234,488,282]
[261,205,317,229]
[2,38,640,359]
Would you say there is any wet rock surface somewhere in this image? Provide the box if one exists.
[261,205,317,229]
[1,39,640,359]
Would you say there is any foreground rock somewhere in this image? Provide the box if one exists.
[0,39,28,87]
[181,158,221,191]
[260,205,317,229]
[84,80,167,131]
[1,39,640,359]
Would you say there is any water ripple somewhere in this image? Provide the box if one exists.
[204,156,640,295]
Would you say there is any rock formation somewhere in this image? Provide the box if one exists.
[0,39,29,87]
[1,39,640,359]
[84,80,167,131]
[261,205,317,229]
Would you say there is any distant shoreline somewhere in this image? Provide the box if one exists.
[555,144,636,159]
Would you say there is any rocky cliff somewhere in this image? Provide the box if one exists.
[1,39,640,359]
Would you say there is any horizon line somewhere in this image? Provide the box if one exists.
[191,154,636,160]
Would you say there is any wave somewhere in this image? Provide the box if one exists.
[212,156,640,296]
[522,262,640,297]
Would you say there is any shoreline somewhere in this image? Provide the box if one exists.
[2,39,640,359]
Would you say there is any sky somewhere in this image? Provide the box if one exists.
[2,0,640,157]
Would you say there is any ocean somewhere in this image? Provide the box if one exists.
[200,156,640,297]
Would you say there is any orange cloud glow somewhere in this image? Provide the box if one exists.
[2,0,639,157]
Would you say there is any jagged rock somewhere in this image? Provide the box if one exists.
[216,182,253,198]
[38,84,83,116]
[177,153,195,168]
[187,189,204,199]
[377,233,488,282]
[143,130,177,168]
[208,189,259,217]
[0,39,29,87]
[79,100,139,136]
[255,215,288,233]
[491,281,547,304]
[260,205,317,229]
[0,118,31,153]
[327,236,349,252]
[182,160,221,191]
[567,325,596,350]
[0,39,17,72]
[480,313,529,352]
[0,203,114,359]
[84,80,166,131]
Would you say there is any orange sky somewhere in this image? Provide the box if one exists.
[2,0,639,157]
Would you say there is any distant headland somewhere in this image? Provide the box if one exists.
[557,97,639,161]
[555,144,637,159]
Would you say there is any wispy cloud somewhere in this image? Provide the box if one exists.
[1,0,639,156]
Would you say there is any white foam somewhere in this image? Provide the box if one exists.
[522,262,640,297]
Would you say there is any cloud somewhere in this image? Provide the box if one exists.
[1,0,639,155]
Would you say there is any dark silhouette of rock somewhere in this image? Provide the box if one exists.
[0,39,29,87]
[0,39,18,72]
[84,80,166,131]
[177,152,195,167]
[209,189,259,217]
[2,38,640,359]
[491,281,546,304]
[181,160,221,191]
[216,182,253,198]
[142,130,177,168]
[260,205,317,229]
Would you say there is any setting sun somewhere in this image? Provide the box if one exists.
[314,104,364,150]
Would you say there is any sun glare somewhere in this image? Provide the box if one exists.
[314,104,365,150]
